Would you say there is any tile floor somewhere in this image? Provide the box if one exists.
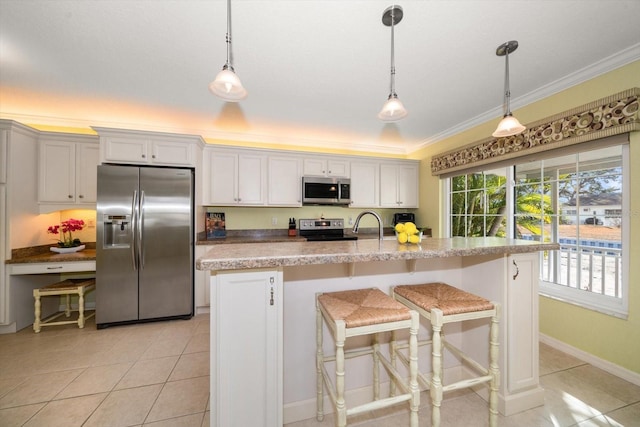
[1,313,639,426]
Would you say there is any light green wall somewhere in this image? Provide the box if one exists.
[410,60,640,374]
[204,206,417,230]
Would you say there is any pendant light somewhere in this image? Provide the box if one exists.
[209,0,247,102]
[378,5,407,122]
[492,40,525,138]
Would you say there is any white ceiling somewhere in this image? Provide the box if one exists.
[1,0,639,155]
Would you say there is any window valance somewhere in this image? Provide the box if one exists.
[431,88,639,176]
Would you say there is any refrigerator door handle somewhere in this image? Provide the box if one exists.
[139,190,145,269]
[131,190,139,270]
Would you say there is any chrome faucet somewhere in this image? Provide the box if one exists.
[352,210,384,240]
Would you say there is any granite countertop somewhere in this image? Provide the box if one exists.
[6,244,97,264]
[196,237,559,271]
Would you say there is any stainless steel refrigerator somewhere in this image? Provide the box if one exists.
[96,164,194,328]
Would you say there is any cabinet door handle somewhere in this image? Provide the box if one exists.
[68,195,73,199]
[152,155,156,159]
[78,194,84,199]
[269,276,275,306]
[141,154,146,158]
[46,266,63,270]
[512,259,519,280]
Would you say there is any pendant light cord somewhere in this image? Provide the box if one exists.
[503,48,511,116]
[225,0,232,70]
[389,7,396,97]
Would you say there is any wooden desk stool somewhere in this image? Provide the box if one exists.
[33,278,96,333]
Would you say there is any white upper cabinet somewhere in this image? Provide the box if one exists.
[268,155,302,206]
[205,148,266,206]
[76,143,100,203]
[94,127,201,167]
[380,162,419,208]
[349,161,379,208]
[303,157,349,178]
[150,139,196,166]
[102,136,195,166]
[38,134,100,210]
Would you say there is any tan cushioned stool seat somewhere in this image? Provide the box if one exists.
[39,279,95,293]
[394,282,494,315]
[318,288,411,328]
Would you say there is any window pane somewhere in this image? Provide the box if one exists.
[451,175,466,191]
[448,169,508,238]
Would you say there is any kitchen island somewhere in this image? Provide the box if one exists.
[197,237,558,426]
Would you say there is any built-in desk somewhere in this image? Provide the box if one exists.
[197,237,558,426]
[2,248,96,333]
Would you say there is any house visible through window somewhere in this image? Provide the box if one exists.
[447,143,628,317]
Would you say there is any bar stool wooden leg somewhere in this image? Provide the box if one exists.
[33,290,41,333]
[64,294,71,317]
[489,305,501,427]
[316,298,325,422]
[373,333,380,401]
[390,330,398,397]
[335,320,347,427]
[430,308,444,427]
[408,310,420,427]
[78,289,86,328]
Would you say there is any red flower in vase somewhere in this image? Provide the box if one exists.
[48,218,85,247]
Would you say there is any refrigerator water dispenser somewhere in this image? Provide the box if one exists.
[103,214,131,248]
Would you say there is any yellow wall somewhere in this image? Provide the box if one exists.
[410,60,640,373]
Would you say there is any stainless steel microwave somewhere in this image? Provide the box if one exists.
[302,177,351,206]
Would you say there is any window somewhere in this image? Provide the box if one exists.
[447,143,628,318]
[450,168,507,237]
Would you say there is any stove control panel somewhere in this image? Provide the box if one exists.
[299,218,344,230]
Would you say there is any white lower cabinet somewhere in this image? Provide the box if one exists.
[506,253,539,394]
[211,268,283,427]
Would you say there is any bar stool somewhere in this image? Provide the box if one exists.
[392,282,500,427]
[316,288,420,427]
[33,278,96,333]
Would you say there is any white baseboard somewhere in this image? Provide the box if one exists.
[195,306,210,315]
[539,333,640,387]
[0,322,17,334]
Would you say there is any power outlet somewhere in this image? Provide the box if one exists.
[271,217,278,226]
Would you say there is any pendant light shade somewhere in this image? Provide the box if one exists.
[493,114,525,138]
[209,66,247,101]
[378,5,407,122]
[209,0,247,102]
[492,40,525,138]
[379,94,408,121]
